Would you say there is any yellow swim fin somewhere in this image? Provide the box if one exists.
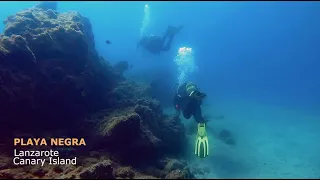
[194,123,209,158]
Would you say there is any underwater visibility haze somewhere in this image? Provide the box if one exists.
[0,1,319,179]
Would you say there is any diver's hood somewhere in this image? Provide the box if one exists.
[185,82,197,96]
[176,82,197,97]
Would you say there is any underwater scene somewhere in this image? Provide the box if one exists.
[0,1,319,179]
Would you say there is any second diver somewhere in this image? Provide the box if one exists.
[137,25,183,55]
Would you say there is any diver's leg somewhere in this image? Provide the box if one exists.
[162,34,174,51]
[161,25,177,51]
[183,111,192,119]
[161,25,183,51]
[161,26,172,42]
[182,106,192,119]
[160,27,171,51]
[193,102,205,124]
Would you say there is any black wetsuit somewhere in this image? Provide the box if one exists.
[140,33,174,54]
[173,83,205,124]
[161,31,175,51]
[138,25,181,54]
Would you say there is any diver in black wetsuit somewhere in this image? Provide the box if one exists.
[173,82,206,123]
[137,25,183,55]
[173,81,209,158]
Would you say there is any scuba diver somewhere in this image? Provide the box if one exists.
[173,81,209,158]
[137,25,183,55]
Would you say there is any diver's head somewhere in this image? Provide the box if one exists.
[175,81,195,97]
[175,82,186,97]
[185,82,197,97]
[185,82,206,100]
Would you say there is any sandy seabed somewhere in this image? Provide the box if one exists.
[164,97,320,179]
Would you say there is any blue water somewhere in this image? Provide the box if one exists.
[1,1,319,178]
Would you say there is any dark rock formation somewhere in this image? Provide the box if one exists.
[79,160,114,179]
[0,156,11,171]
[113,60,130,77]
[0,7,118,137]
[84,95,187,165]
[165,168,194,179]
[141,158,194,179]
[150,77,176,107]
[110,80,152,104]
[112,166,135,179]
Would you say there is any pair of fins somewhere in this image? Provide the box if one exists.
[195,123,209,158]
